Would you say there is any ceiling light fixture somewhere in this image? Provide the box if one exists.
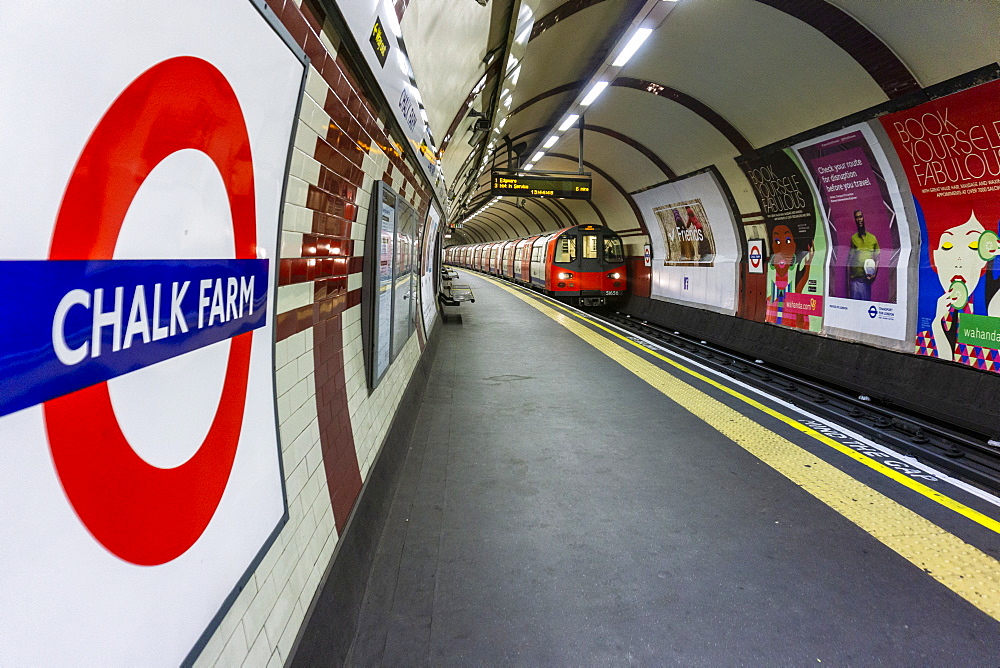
[559,114,580,132]
[532,151,544,162]
[581,81,608,106]
[612,28,653,67]
[543,136,558,148]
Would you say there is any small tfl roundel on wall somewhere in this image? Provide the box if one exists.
[0,2,305,666]
[748,239,764,274]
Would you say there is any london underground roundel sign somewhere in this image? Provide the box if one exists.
[0,2,305,665]
[748,239,764,274]
[45,56,257,567]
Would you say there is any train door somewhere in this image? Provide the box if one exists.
[530,235,550,287]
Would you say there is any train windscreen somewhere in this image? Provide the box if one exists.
[603,235,624,264]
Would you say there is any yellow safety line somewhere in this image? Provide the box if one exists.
[486,277,1000,620]
[500,278,1000,536]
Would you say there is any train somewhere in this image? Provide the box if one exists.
[444,224,627,307]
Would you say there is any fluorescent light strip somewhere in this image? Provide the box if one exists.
[559,114,580,132]
[581,81,608,106]
[543,136,558,148]
[523,163,534,170]
[612,28,653,67]
[532,151,544,162]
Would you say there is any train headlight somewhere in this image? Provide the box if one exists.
[559,272,573,279]
[607,272,620,279]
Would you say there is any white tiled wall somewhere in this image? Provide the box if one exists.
[195,49,434,665]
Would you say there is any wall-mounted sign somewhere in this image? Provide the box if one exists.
[370,17,390,67]
[643,244,652,267]
[0,2,303,664]
[337,0,445,201]
[491,171,592,199]
[748,239,764,274]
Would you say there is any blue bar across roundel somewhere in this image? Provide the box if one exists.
[0,259,269,417]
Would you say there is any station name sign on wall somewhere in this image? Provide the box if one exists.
[491,170,593,199]
[0,1,305,665]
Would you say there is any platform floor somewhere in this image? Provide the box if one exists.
[346,272,1000,665]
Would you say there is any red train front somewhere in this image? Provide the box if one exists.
[544,225,626,307]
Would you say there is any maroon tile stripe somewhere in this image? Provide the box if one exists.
[269,0,429,533]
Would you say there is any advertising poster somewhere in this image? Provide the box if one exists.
[652,199,717,266]
[793,123,912,342]
[376,185,396,382]
[0,1,303,664]
[633,170,741,314]
[880,79,1000,371]
[392,199,417,358]
[739,149,827,332]
[420,204,442,337]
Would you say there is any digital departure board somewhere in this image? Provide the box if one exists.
[491,171,592,200]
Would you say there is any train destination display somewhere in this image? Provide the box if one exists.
[491,171,592,199]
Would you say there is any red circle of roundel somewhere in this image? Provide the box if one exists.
[45,56,257,566]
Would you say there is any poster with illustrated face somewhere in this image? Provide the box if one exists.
[793,123,913,343]
[880,79,1000,371]
[633,170,741,314]
[739,149,827,332]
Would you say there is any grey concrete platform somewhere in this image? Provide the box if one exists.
[346,272,1000,665]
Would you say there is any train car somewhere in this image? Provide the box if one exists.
[444,225,626,306]
[502,240,518,280]
[514,237,537,284]
[542,225,626,306]
[474,244,486,272]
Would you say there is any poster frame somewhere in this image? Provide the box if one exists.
[631,164,745,316]
[791,122,917,349]
[362,180,398,392]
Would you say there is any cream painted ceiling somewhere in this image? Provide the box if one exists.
[396,0,1000,247]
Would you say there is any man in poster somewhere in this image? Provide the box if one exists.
[847,210,880,300]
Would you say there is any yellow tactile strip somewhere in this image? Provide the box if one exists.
[489,279,1000,621]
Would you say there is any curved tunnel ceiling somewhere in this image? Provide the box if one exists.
[397,0,1000,245]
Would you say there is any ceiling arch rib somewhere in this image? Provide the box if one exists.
[461,227,485,244]
[493,207,533,237]
[454,226,483,244]
[533,199,570,228]
[523,198,563,230]
[483,208,524,238]
[437,0,617,156]
[548,198,581,228]
[506,77,749,160]
[494,201,547,235]
[529,0,611,42]
[508,80,586,119]
[583,124,675,180]
[545,152,646,235]
[584,199,608,227]
[753,0,920,98]
[474,214,513,241]
[609,78,753,154]
[510,122,675,181]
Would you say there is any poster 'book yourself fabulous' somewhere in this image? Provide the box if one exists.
[880,78,1000,372]
[740,149,827,333]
